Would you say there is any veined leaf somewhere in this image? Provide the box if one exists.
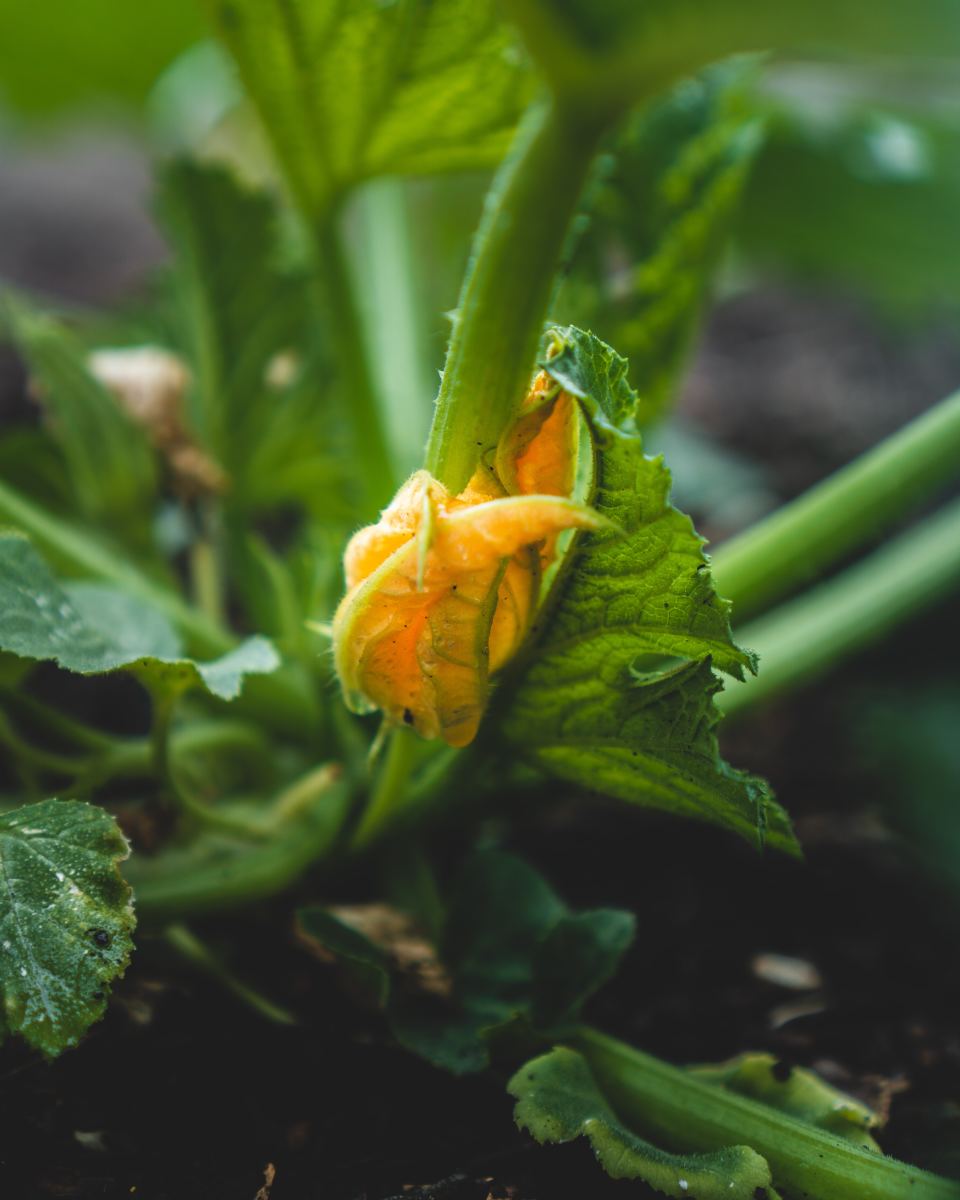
[203,0,534,219]
[510,1047,778,1200]
[156,161,352,522]
[0,533,278,700]
[0,293,157,546]
[494,328,797,853]
[560,59,764,426]
[505,0,960,118]
[299,850,635,1074]
[0,799,135,1056]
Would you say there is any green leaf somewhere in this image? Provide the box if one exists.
[506,0,960,118]
[510,1047,778,1200]
[738,96,960,318]
[0,798,135,1056]
[204,0,534,219]
[1,293,157,547]
[494,328,796,853]
[0,0,204,116]
[560,59,764,425]
[299,851,635,1074]
[156,160,351,523]
[690,1054,881,1151]
[0,532,279,700]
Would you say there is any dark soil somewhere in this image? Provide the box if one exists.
[2,133,959,1200]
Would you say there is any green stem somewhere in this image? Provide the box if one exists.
[351,727,419,851]
[711,389,960,621]
[425,99,606,493]
[577,1027,960,1200]
[164,923,297,1025]
[149,692,276,838]
[0,688,116,751]
[128,765,351,919]
[313,219,397,514]
[0,711,90,776]
[719,496,960,717]
[353,179,435,479]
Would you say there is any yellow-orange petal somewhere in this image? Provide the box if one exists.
[333,490,605,746]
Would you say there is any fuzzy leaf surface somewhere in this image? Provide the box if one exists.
[205,0,533,219]
[510,1047,777,1200]
[0,533,278,700]
[0,799,135,1056]
[494,328,796,853]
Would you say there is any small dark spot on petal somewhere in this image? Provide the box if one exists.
[402,708,414,726]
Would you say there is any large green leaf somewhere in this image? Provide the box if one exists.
[559,59,764,425]
[0,0,203,116]
[0,799,135,1056]
[493,328,796,853]
[0,532,278,700]
[299,850,635,1074]
[156,161,352,520]
[203,0,534,219]
[510,1047,778,1200]
[0,294,157,547]
[505,0,960,118]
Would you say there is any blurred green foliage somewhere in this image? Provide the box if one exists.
[0,0,203,116]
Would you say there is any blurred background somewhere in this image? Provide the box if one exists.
[1,3,959,1195]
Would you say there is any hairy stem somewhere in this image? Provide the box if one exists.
[577,1027,960,1200]
[719,496,960,716]
[711,389,960,621]
[425,99,605,492]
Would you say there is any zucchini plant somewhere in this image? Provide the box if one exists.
[2,1,960,1196]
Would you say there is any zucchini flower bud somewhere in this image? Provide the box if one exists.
[332,378,606,746]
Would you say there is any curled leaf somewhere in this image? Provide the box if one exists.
[510,1047,779,1200]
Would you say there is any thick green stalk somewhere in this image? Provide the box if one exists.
[578,1028,960,1200]
[425,99,606,492]
[711,389,960,620]
[719,496,960,716]
[313,220,397,514]
[352,179,435,479]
